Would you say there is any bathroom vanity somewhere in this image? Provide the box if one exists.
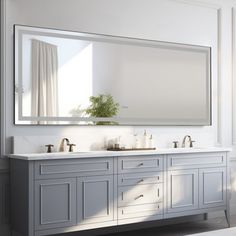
[9,148,231,236]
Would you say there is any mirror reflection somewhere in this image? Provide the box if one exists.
[15,25,211,125]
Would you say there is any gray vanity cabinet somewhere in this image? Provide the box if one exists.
[117,156,164,224]
[35,178,76,230]
[167,169,199,213]
[199,167,226,208]
[166,152,228,216]
[10,150,230,236]
[77,175,114,225]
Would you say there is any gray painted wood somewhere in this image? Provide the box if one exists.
[118,183,163,207]
[167,153,226,170]
[118,172,163,186]
[10,152,230,236]
[77,175,114,225]
[34,158,113,179]
[118,203,163,219]
[199,167,226,208]
[0,171,9,225]
[118,155,164,174]
[167,169,199,213]
[35,178,76,230]
[10,159,33,236]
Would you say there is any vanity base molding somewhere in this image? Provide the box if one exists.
[10,150,231,236]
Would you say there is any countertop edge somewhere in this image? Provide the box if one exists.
[8,147,232,161]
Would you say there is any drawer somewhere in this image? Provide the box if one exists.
[118,203,163,219]
[167,152,226,170]
[34,158,113,179]
[118,172,163,186]
[118,155,163,173]
[118,183,163,207]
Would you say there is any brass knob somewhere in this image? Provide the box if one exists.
[45,144,54,153]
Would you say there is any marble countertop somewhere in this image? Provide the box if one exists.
[8,147,231,161]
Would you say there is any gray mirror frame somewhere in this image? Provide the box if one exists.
[14,24,212,126]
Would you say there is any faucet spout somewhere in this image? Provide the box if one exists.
[59,138,70,152]
[182,135,192,148]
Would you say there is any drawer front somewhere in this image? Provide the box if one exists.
[118,203,163,219]
[118,184,163,207]
[167,152,226,170]
[35,158,113,179]
[118,172,163,186]
[118,155,163,173]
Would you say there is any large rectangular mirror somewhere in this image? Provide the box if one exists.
[14,25,211,125]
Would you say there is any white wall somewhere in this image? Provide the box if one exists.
[3,0,220,153]
[2,0,236,220]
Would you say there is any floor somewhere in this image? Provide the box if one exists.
[63,216,236,236]
[107,217,236,236]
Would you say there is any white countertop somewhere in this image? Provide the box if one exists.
[8,147,231,161]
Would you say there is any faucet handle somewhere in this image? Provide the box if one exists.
[173,141,179,148]
[190,140,195,148]
[45,144,54,153]
[67,143,76,152]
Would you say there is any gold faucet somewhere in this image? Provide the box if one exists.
[182,135,195,148]
[59,138,76,152]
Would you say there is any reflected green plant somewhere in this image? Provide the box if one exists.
[85,94,119,125]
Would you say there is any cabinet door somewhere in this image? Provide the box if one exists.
[77,175,114,225]
[167,169,198,213]
[35,178,76,230]
[199,167,226,208]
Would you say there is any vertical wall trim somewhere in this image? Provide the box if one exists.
[217,8,222,145]
[232,7,236,145]
[0,0,6,156]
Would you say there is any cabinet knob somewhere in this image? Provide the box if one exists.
[138,179,144,183]
[67,143,76,152]
[190,140,195,148]
[138,163,144,166]
[45,144,54,153]
[173,141,179,148]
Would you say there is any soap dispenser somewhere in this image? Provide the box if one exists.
[143,130,148,148]
[133,134,140,149]
[149,135,153,148]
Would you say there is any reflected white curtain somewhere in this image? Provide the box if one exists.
[31,39,58,124]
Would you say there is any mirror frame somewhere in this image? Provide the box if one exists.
[14,24,212,126]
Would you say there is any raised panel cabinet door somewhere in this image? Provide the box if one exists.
[199,167,226,208]
[35,178,76,230]
[77,175,114,225]
[167,169,198,213]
